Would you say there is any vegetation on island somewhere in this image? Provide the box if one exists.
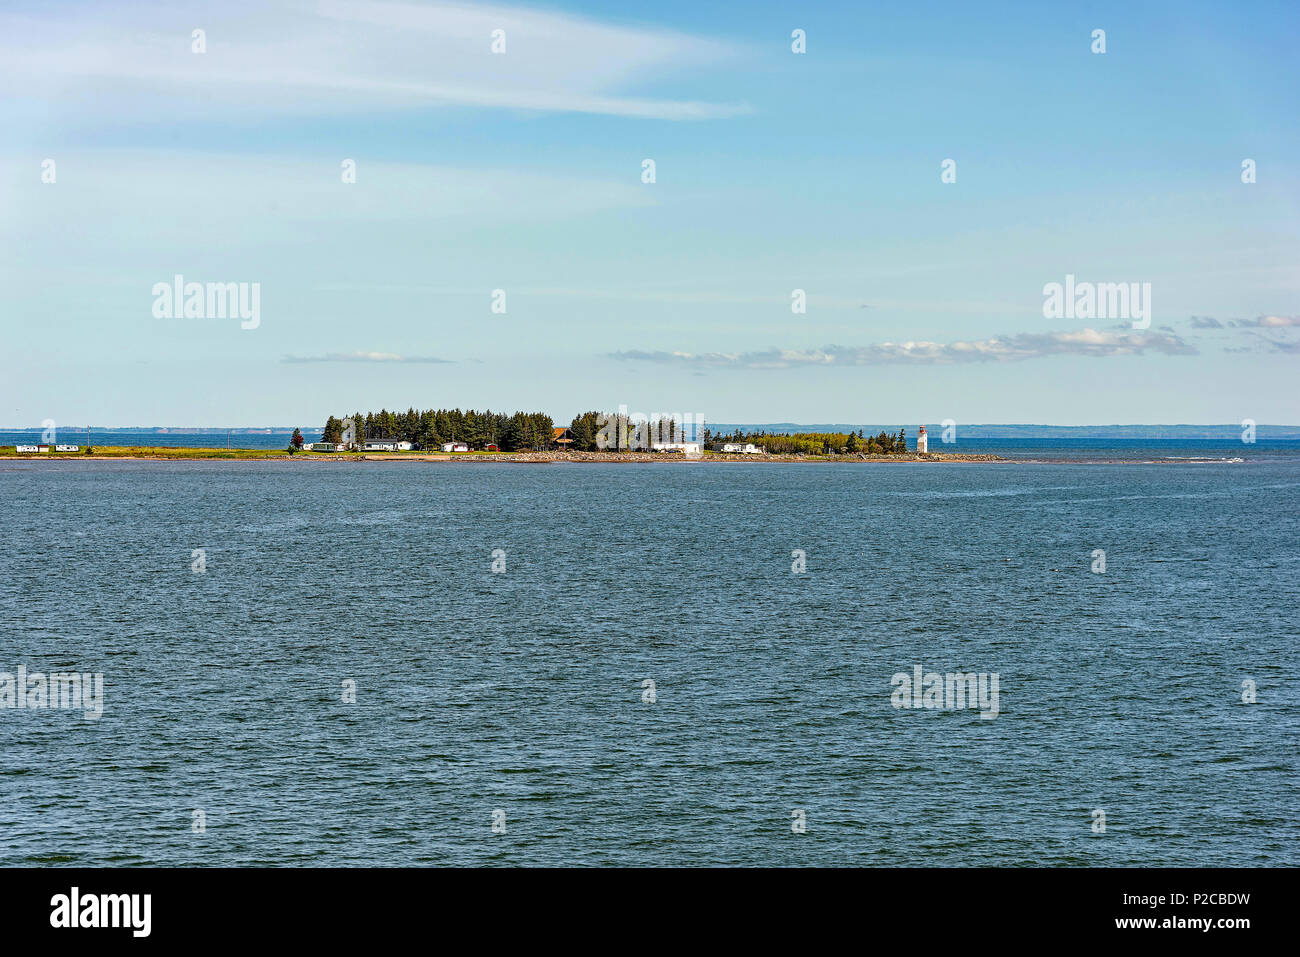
[2,417,922,460]
[705,428,909,455]
[564,411,711,452]
[568,411,603,451]
[323,408,554,451]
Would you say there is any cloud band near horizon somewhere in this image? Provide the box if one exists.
[610,327,1197,369]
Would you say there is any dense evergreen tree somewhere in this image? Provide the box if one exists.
[326,407,552,451]
[569,411,602,451]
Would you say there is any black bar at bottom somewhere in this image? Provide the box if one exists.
[0,866,1284,943]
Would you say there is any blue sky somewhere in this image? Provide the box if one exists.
[2,0,1297,427]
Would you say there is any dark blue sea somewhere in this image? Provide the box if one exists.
[1,459,1295,865]
[0,430,307,451]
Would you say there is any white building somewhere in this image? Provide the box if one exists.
[721,443,762,454]
[916,426,928,453]
[310,442,343,452]
[364,439,413,451]
[652,442,702,455]
[55,445,79,452]
[441,442,469,453]
[16,445,40,453]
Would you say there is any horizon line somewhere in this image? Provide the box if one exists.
[3,423,1299,432]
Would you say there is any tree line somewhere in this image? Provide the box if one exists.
[564,411,698,451]
[706,428,909,455]
[323,409,554,451]
[319,410,910,455]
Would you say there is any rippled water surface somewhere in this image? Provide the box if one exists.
[1,460,1296,865]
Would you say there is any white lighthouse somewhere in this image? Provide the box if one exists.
[916,426,928,453]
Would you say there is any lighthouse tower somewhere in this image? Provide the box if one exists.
[916,426,928,453]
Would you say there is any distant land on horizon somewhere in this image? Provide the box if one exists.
[4,424,1299,439]
[714,424,1300,439]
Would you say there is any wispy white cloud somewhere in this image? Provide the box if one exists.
[283,351,453,363]
[611,328,1197,368]
[1188,314,1300,329]
[0,0,748,121]
[1184,313,1300,354]
[1260,338,1300,353]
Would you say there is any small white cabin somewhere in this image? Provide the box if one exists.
[310,442,343,452]
[16,445,40,453]
[440,442,469,453]
[364,440,413,452]
[56,445,79,452]
[721,443,762,454]
[652,442,702,455]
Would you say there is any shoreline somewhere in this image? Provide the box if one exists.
[1,447,1002,463]
[0,448,1263,465]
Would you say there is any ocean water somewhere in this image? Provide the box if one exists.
[0,460,1295,866]
[0,430,308,450]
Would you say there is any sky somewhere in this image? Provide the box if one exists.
[1,0,1297,427]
